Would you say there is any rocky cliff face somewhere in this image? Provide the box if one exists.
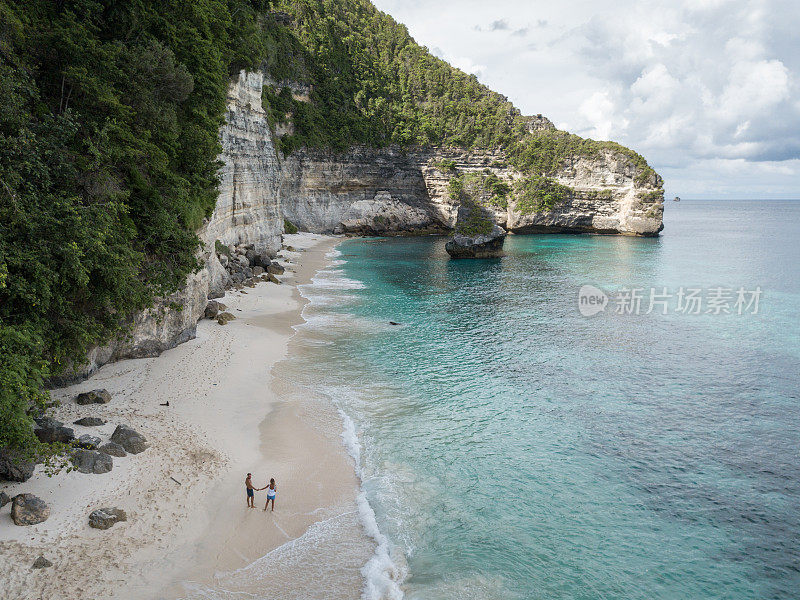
[67,70,663,381]
[281,145,663,237]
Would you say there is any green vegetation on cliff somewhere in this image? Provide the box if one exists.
[0,0,657,458]
[0,0,271,457]
[262,0,659,207]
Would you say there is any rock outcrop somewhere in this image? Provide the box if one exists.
[446,202,506,259]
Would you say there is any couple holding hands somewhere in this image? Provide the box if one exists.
[245,473,278,511]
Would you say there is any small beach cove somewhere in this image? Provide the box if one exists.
[0,233,374,600]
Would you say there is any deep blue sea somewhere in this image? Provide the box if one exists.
[289,200,800,600]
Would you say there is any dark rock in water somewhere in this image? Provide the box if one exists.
[267,263,285,275]
[0,491,11,507]
[71,449,113,474]
[0,448,36,482]
[389,321,401,326]
[88,507,127,530]
[110,425,149,454]
[32,556,52,569]
[11,493,50,525]
[285,245,297,252]
[73,417,106,427]
[217,312,236,325]
[445,202,506,259]
[77,435,102,450]
[34,418,75,444]
[267,273,281,285]
[98,442,127,458]
[76,389,112,405]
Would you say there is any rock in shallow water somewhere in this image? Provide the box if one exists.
[88,507,127,530]
[445,202,506,259]
[11,493,50,525]
[110,425,149,454]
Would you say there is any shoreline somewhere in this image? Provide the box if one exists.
[0,233,372,600]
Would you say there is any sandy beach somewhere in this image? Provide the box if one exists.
[0,233,373,600]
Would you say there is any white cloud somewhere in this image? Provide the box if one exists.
[371,0,800,197]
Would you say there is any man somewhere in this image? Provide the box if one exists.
[245,473,257,508]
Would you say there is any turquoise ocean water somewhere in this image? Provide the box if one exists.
[287,200,800,600]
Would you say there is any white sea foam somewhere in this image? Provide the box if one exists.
[179,510,370,600]
[296,246,409,600]
[336,409,407,600]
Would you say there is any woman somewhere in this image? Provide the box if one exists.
[262,477,277,512]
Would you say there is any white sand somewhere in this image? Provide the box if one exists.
[0,234,372,600]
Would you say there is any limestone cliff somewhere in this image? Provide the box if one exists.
[67,69,663,380]
[281,145,663,237]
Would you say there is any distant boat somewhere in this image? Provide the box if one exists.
[673,196,681,202]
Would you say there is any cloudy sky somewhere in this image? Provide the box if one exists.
[372,0,800,199]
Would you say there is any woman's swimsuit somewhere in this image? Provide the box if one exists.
[267,487,276,498]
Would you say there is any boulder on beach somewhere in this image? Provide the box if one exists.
[32,556,52,569]
[34,417,75,444]
[71,449,113,474]
[252,266,264,276]
[98,442,127,458]
[267,273,281,284]
[76,389,112,405]
[204,300,224,319]
[110,425,149,454]
[11,493,50,526]
[0,448,36,482]
[217,312,236,325]
[267,263,285,275]
[0,491,11,507]
[77,435,102,450]
[73,417,106,427]
[88,507,127,530]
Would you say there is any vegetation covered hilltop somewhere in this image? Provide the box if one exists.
[0,0,659,459]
